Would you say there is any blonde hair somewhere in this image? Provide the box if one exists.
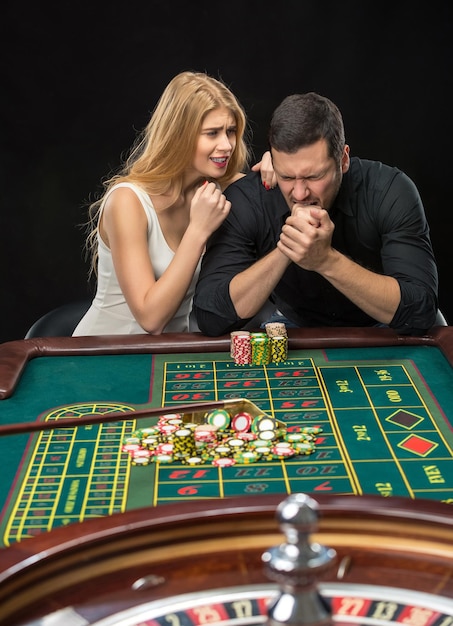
[84,71,250,278]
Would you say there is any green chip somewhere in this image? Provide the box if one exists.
[206,409,231,430]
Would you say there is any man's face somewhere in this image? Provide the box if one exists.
[271,139,350,213]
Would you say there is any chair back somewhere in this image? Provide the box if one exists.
[25,300,91,338]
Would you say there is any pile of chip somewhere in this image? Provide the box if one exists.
[121,407,321,467]
[230,322,288,365]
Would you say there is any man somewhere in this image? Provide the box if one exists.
[193,92,438,336]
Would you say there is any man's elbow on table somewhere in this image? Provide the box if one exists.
[389,286,439,336]
[193,304,247,337]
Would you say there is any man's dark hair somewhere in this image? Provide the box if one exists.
[268,92,345,162]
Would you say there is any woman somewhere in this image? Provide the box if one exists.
[73,71,271,336]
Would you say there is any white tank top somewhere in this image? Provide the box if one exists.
[73,182,200,336]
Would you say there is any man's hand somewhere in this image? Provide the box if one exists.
[278,204,335,271]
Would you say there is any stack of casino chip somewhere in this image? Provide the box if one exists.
[270,336,288,363]
[172,428,197,459]
[250,332,271,365]
[230,330,252,365]
[265,322,288,364]
[230,323,288,366]
[121,407,321,467]
[264,322,288,338]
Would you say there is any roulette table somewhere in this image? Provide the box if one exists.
[0,327,453,624]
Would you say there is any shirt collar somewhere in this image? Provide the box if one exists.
[330,161,359,217]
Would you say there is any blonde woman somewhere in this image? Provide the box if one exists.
[73,71,272,336]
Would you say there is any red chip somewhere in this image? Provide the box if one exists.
[122,443,141,454]
[231,412,253,432]
[212,457,236,467]
[133,448,152,458]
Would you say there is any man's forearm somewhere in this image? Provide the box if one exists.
[321,250,401,323]
[229,249,290,319]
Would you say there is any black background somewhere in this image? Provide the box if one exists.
[1,1,452,344]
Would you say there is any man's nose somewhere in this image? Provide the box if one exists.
[292,178,310,201]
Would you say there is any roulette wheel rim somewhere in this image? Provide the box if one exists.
[86,583,453,626]
[1,493,453,625]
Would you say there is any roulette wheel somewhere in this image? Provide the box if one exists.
[1,493,453,626]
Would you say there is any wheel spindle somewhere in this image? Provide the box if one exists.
[262,493,337,626]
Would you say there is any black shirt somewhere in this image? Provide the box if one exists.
[193,157,438,336]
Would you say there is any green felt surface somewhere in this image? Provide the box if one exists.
[1,346,453,547]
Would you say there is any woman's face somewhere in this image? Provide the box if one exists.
[192,107,237,179]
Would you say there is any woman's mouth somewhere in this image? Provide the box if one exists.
[211,157,228,169]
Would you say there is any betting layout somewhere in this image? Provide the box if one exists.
[154,352,453,504]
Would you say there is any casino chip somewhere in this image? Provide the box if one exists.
[212,457,236,467]
[231,411,253,433]
[206,409,231,431]
[121,403,321,467]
